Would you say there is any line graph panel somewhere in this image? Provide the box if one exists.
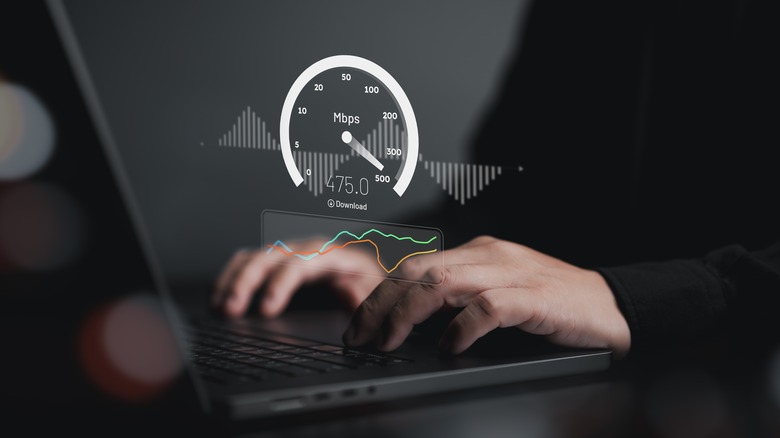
[262,210,443,283]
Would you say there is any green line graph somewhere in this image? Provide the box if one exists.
[262,210,443,282]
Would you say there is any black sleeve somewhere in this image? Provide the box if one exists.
[597,241,780,353]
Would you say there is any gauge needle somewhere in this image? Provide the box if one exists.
[341,131,384,171]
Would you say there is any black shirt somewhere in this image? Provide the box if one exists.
[430,0,780,353]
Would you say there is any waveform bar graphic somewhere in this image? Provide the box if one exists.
[294,150,350,197]
[218,106,279,151]
[214,106,522,204]
[360,118,406,162]
[262,210,443,283]
[292,119,407,197]
[421,161,518,205]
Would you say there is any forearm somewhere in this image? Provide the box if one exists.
[598,241,780,352]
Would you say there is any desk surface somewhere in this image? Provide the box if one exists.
[209,341,780,438]
[7,307,780,438]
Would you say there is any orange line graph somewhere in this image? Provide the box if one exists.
[267,238,437,274]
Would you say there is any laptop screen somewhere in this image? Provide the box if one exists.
[48,0,531,293]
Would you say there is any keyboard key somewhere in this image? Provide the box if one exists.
[182,319,413,385]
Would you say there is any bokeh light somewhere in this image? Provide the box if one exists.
[79,293,184,403]
[0,181,84,271]
[0,81,55,180]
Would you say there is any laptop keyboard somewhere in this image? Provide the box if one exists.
[182,318,412,384]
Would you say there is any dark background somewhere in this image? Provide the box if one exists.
[51,0,530,288]
[2,0,207,429]
[3,0,780,436]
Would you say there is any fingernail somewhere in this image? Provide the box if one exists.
[342,325,356,345]
[262,295,275,315]
[377,330,390,350]
[438,335,452,353]
[228,294,243,314]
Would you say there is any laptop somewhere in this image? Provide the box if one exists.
[39,0,613,423]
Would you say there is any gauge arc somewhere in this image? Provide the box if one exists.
[279,55,419,197]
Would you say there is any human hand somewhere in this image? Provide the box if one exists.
[212,237,386,318]
[342,236,632,358]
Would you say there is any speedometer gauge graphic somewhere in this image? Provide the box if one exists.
[280,55,419,198]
